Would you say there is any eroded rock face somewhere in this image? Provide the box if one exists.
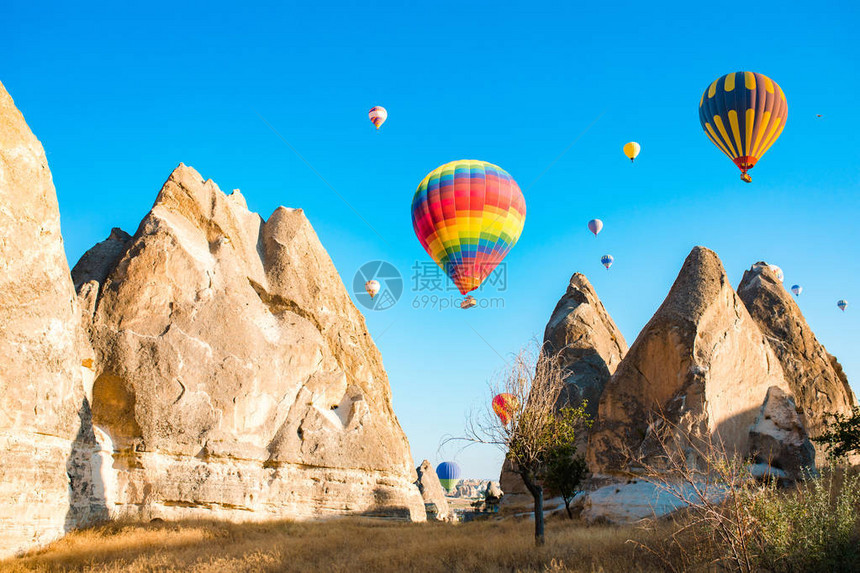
[0,82,103,558]
[748,386,815,481]
[587,247,791,475]
[414,460,450,521]
[738,262,858,464]
[544,273,628,424]
[501,273,626,497]
[74,164,424,522]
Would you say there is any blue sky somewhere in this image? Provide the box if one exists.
[4,1,858,479]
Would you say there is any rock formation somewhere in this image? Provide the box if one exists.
[588,247,791,475]
[414,460,450,521]
[738,262,858,463]
[748,386,815,481]
[500,273,626,497]
[0,82,102,558]
[73,164,425,522]
[544,273,628,425]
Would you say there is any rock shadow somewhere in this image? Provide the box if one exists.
[64,397,109,532]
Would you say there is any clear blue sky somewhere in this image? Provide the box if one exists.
[4,1,858,479]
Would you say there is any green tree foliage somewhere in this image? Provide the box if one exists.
[815,406,860,460]
[542,411,589,519]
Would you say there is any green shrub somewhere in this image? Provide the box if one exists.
[747,470,860,573]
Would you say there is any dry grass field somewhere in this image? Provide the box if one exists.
[1,517,678,573]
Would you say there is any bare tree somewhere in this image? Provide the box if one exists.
[448,342,587,546]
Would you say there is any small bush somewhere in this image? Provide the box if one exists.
[748,469,860,573]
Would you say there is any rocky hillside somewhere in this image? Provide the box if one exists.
[0,84,425,557]
[505,246,856,522]
[72,164,425,523]
[0,81,104,558]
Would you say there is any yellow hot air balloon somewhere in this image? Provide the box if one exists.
[699,71,788,182]
[623,142,640,162]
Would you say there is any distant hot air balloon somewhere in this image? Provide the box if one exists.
[411,160,526,296]
[791,284,802,296]
[699,72,788,183]
[368,106,387,130]
[365,280,380,299]
[492,393,518,425]
[436,461,461,494]
[768,264,784,283]
[601,254,614,269]
[623,142,640,163]
[460,295,477,309]
[816,114,823,118]
[838,299,848,312]
[588,218,603,237]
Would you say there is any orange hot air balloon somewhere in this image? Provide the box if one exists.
[492,393,518,424]
[699,71,788,182]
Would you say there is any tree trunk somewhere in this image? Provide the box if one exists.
[520,471,545,546]
[564,499,573,519]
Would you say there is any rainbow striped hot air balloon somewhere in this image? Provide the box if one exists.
[699,71,788,183]
[601,254,614,269]
[368,106,387,130]
[768,264,785,283]
[436,461,461,494]
[411,160,526,296]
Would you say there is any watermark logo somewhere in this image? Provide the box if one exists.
[353,261,403,311]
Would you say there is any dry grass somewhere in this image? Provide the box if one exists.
[2,516,678,573]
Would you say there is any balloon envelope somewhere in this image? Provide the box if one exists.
[411,160,526,295]
[365,280,380,298]
[838,300,848,311]
[587,218,603,236]
[492,393,518,424]
[791,284,802,296]
[623,142,640,162]
[601,254,614,269]
[368,106,387,129]
[436,461,461,493]
[768,264,784,283]
[699,71,788,182]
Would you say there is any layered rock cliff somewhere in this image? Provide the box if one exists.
[587,247,791,475]
[72,164,425,521]
[0,82,102,558]
[738,262,858,464]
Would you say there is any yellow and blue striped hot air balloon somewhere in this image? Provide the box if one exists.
[699,72,788,183]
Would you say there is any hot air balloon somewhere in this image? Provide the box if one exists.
[460,295,477,309]
[623,142,640,162]
[768,264,784,283]
[365,280,380,299]
[368,106,387,130]
[838,300,848,312]
[492,393,518,424]
[436,461,461,494]
[411,160,526,297]
[699,72,788,183]
[601,254,614,269]
[791,284,802,296]
[588,218,603,237]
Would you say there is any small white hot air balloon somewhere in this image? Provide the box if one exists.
[365,280,381,298]
[768,264,784,283]
[623,142,640,163]
[587,219,603,237]
[368,106,387,130]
